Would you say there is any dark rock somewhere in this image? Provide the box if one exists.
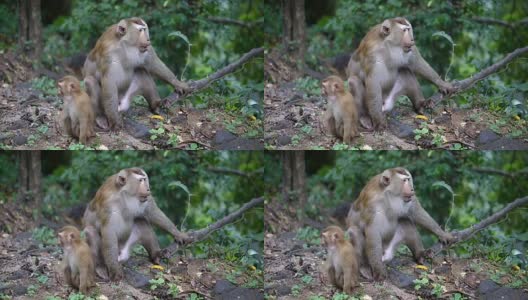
[389,269,417,288]
[13,134,27,146]
[214,130,237,144]
[276,135,291,146]
[7,120,29,130]
[271,119,292,131]
[10,285,28,296]
[477,129,500,145]
[478,279,528,300]
[213,130,263,150]
[434,115,451,125]
[213,280,263,300]
[124,268,151,288]
[6,270,31,281]
[389,119,415,138]
[270,270,291,281]
[274,285,291,296]
[434,265,451,275]
[124,119,151,139]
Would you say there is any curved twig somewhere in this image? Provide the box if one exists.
[431,46,528,105]
[162,197,264,256]
[164,47,264,103]
[428,196,528,254]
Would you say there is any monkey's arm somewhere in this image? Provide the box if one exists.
[410,50,454,94]
[145,201,190,243]
[411,200,454,243]
[145,50,189,92]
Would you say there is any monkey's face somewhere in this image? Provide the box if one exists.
[57,76,81,96]
[116,168,151,202]
[118,18,151,53]
[382,18,415,53]
[322,226,344,247]
[321,76,344,97]
[58,227,80,248]
[381,168,415,201]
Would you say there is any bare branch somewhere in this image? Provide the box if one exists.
[207,17,261,29]
[470,167,528,178]
[428,196,528,254]
[471,17,528,29]
[431,46,528,105]
[208,167,251,178]
[164,47,264,104]
[162,197,264,256]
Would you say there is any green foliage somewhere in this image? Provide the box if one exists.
[26,285,38,297]
[188,293,203,300]
[413,277,429,290]
[31,76,59,96]
[149,277,165,290]
[167,283,180,297]
[296,227,320,246]
[68,293,95,300]
[32,226,58,246]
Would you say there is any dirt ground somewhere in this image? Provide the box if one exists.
[264,200,528,300]
[264,50,528,150]
[0,202,263,300]
[0,52,263,150]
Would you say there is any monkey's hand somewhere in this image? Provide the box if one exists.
[172,80,191,95]
[173,231,193,245]
[439,231,456,244]
[437,81,456,95]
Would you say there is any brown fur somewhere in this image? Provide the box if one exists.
[321,75,359,144]
[58,226,95,294]
[321,226,359,294]
[58,75,95,144]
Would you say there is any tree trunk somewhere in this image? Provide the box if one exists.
[29,0,42,59]
[17,0,42,60]
[281,0,306,70]
[281,151,307,208]
[17,151,42,211]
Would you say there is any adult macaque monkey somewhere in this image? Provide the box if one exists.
[321,75,359,144]
[83,17,190,130]
[346,167,455,280]
[321,226,359,294]
[57,75,95,144]
[83,167,191,281]
[58,226,95,294]
[346,17,455,130]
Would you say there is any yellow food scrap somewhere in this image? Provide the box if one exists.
[249,265,256,271]
[513,265,520,271]
[415,115,429,121]
[514,115,521,121]
[150,115,165,121]
[150,265,165,271]
[415,265,429,271]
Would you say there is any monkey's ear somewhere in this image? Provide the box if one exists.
[380,170,392,187]
[116,170,127,187]
[380,20,391,36]
[116,20,127,37]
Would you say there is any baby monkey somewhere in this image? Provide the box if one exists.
[321,75,359,144]
[321,225,359,294]
[57,75,95,144]
[58,226,95,294]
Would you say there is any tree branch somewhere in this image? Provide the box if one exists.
[428,196,528,254]
[471,17,528,29]
[207,17,261,29]
[164,47,264,104]
[162,197,264,256]
[208,167,251,178]
[470,167,528,178]
[431,46,528,105]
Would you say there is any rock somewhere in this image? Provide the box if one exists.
[213,130,263,150]
[124,119,151,139]
[478,279,528,300]
[389,269,417,288]
[124,268,151,288]
[389,119,415,139]
[276,135,291,146]
[13,134,27,146]
[214,130,237,145]
[477,130,500,145]
[213,279,263,300]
